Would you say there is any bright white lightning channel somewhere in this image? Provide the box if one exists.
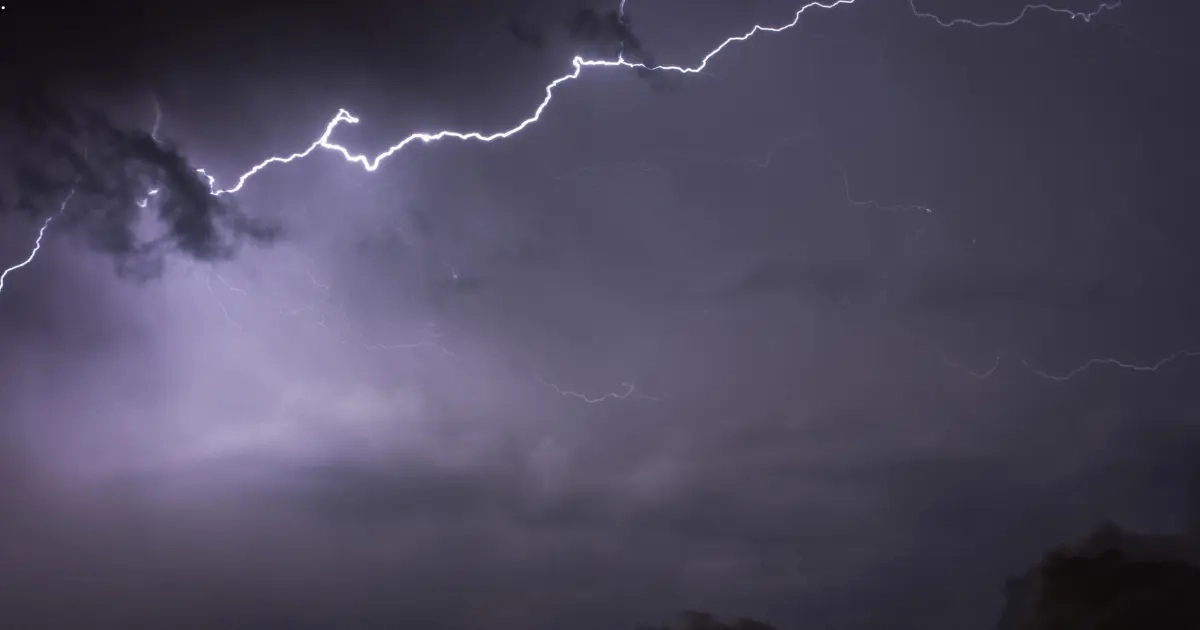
[1,0,1121,298]
[0,186,78,293]
[197,0,1122,197]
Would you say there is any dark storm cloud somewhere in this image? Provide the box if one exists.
[3,90,280,279]
[508,3,673,89]
[567,5,677,89]
[566,7,648,61]
[4,1,1200,629]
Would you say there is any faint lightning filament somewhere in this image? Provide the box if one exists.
[1021,350,1200,382]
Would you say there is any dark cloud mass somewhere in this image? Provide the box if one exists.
[566,7,646,61]
[2,1,1200,629]
[511,3,672,88]
[3,85,279,280]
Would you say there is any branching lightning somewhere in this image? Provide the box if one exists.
[1,0,1123,294]
[205,273,243,329]
[2,0,1135,398]
[201,0,860,194]
[194,0,1120,197]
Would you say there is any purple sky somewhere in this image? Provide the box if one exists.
[1,1,1198,628]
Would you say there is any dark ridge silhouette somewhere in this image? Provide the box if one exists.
[1186,459,1200,541]
[996,463,1200,629]
[636,610,778,630]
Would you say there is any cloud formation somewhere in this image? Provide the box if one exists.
[2,89,279,279]
[506,3,673,89]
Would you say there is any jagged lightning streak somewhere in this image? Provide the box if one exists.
[908,0,1120,28]
[197,0,1121,197]
[199,0,867,196]
[137,95,164,209]
[0,175,82,295]
[943,354,1002,379]
[179,0,1116,399]
[0,190,76,294]
[536,374,658,403]
[205,273,243,328]
[1020,350,1200,382]
[0,0,1126,393]
[837,162,933,214]
[0,0,1123,295]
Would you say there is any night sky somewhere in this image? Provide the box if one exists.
[1,1,1198,628]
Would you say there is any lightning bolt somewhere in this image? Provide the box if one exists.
[2,0,1122,296]
[1,212,63,293]
[1020,350,1200,382]
[195,0,1121,197]
[136,95,165,209]
[0,184,80,294]
[939,349,1200,383]
[149,93,163,140]
[280,265,332,318]
[214,274,246,295]
[195,0,857,196]
[205,273,243,329]
[837,162,933,214]
[536,374,659,403]
[3,0,1129,400]
[943,354,1003,379]
[907,0,1120,28]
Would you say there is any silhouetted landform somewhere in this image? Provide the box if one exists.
[997,505,1200,629]
[996,461,1200,629]
[637,610,778,630]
